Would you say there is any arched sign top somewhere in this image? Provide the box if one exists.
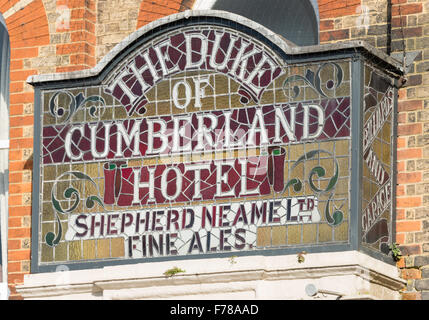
[103,23,286,116]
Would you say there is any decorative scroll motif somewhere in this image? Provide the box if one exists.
[282,62,343,99]
[49,91,106,123]
[284,149,343,226]
[46,171,104,247]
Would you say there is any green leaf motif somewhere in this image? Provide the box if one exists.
[288,150,339,194]
[324,196,343,226]
[308,166,326,192]
[285,178,302,192]
[45,214,62,247]
[51,171,103,215]
[86,195,105,209]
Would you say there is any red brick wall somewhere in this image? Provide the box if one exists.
[3,0,49,299]
[317,0,429,300]
[3,0,98,299]
[136,0,194,28]
[2,0,190,300]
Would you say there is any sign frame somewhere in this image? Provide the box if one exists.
[29,11,402,273]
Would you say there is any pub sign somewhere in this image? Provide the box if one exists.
[29,11,401,272]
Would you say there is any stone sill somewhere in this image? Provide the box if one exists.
[16,251,405,300]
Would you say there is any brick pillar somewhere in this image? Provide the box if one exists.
[393,0,429,300]
[2,0,50,299]
[55,0,97,72]
[136,0,195,29]
[318,0,429,300]
[3,0,98,299]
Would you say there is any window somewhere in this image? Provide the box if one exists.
[201,0,320,46]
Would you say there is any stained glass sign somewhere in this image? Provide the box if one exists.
[30,13,399,272]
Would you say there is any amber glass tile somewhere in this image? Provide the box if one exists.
[302,224,317,244]
[274,87,289,103]
[335,139,349,157]
[156,80,170,101]
[335,178,349,196]
[335,82,350,97]
[114,104,127,119]
[69,240,82,260]
[318,223,333,243]
[334,222,348,241]
[43,182,53,201]
[111,237,125,258]
[83,240,96,260]
[41,244,54,263]
[215,74,229,94]
[43,93,51,112]
[256,227,271,247]
[289,144,305,161]
[230,93,244,110]
[43,166,57,181]
[287,225,301,245]
[271,226,287,246]
[304,86,319,100]
[216,94,230,110]
[100,107,114,121]
[337,157,349,177]
[71,163,85,172]
[41,222,54,238]
[260,89,274,105]
[42,203,55,221]
[157,101,171,116]
[54,242,67,261]
[319,141,334,153]
[97,238,110,258]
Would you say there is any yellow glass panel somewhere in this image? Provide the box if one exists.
[302,224,317,244]
[43,166,57,181]
[335,82,350,97]
[319,141,334,153]
[69,240,82,260]
[157,101,171,116]
[335,139,349,157]
[111,237,125,258]
[54,242,67,261]
[271,226,287,246]
[41,244,54,262]
[318,223,333,242]
[83,240,96,260]
[337,157,349,177]
[43,182,53,201]
[216,94,230,110]
[156,80,170,101]
[334,222,349,241]
[42,203,55,221]
[97,238,110,259]
[287,225,301,245]
[256,227,271,247]
[214,74,229,94]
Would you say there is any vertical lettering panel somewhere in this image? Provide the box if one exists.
[361,64,395,255]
